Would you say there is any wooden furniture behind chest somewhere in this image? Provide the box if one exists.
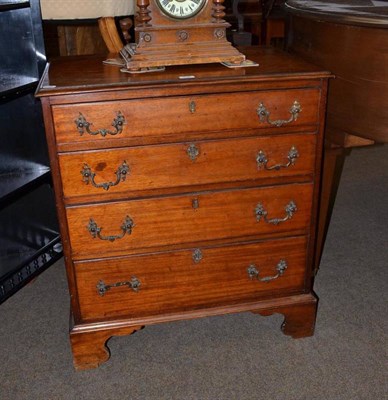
[285,0,388,268]
[37,48,331,370]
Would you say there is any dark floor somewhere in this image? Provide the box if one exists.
[1,144,387,400]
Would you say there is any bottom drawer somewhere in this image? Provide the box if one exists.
[75,236,308,321]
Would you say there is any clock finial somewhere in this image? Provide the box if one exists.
[137,0,152,26]
[212,0,227,21]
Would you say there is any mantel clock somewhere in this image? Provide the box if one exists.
[122,0,246,69]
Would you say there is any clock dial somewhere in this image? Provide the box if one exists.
[156,0,206,19]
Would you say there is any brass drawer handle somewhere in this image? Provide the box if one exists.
[255,200,297,225]
[97,276,141,296]
[81,161,129,191]
[87,216,134,241]
[257,101,302,127]
[247,260,287,283]
[256,146,299,170]
[75,111,125,137]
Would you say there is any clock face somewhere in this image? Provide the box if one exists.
[156,0,206,19]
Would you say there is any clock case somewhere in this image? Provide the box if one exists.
[123,0,246,69]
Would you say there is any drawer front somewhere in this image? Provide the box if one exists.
[75,236,308,321]
[59,134,317,202]
[52,89,320,148]
[66,183,313,259]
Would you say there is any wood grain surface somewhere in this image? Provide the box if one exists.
[52,88,320,148]
[59,133,316,203]
[74,236,308,321]
[66,183,313,259]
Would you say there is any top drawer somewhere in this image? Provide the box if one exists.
[52,88,321,149]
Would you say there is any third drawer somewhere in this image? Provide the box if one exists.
[66,183,313,259]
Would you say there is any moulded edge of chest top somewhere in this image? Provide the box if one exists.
[39,77,328,106]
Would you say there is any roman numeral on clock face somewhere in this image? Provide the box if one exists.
[157,0,205,19]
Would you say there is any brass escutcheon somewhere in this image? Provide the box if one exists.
[189,100,196,113]
[187,143,200,161]
[192,249,203,264]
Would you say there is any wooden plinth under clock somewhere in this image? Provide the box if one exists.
[126,36,245,69]
[36,47,331,370]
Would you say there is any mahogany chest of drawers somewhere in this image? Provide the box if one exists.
[37,48,331,370]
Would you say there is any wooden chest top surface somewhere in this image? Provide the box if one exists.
[36,47,331,98]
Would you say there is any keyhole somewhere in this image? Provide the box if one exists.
[192,198,199,209]
[189,100,196,113]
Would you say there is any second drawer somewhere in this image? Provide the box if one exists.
[59,133,317,203]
